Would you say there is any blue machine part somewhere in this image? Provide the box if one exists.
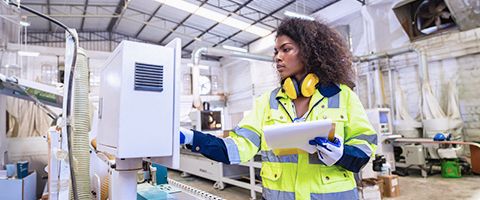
[152,163,168,185]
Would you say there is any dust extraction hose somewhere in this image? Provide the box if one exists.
[70,49,92,199]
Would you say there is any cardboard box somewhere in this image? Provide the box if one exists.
[378,175,400,197]
[362,178,384,197]
[359,184,382,200]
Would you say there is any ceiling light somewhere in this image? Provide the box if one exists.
[222,45,248,53]
[245,25,271,37]
[195,7,226,21]
[159,0,199,13]
[222,16,250,30]
[19,20,30,27]
[284,11,315,21]
[155,0,271,37]
[18,51,40,57]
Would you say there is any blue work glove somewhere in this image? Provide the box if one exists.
[309,137,344,166]
[179,127,194,145]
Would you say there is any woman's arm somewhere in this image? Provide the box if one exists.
[190,126,261,164]
[336,88,377,172]
[187,93,269,164]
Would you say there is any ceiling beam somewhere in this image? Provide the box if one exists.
[134,4,163,38]
[182,0,254,50]
[27,31,138,43]
[311,0,340,14]
[158,1,208,45]
[80,0,89,31]
[224,0,284,26]
[19,2,117,7]
[107,0,129,32]
[213,0,295,47]
[127,7,245,46]
[200,0,278,30]
[245,0,340,48]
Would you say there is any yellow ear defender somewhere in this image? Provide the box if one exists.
[282,73,319,99]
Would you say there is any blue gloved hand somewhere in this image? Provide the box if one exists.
[179,127,194,145]
[309,137,343,166]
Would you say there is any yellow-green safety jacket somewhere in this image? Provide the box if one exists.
[190,83,377,200]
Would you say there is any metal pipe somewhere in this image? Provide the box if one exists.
[366,66,372,109]
[372,63,383,107]
[192,47,271,65]
[386,57,396,133]
[353,46,416,63]
[387,59,394,112]
[415,48,428,121]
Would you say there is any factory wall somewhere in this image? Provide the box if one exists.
[221,57,277,128]
[246,1,480,142]
[323,1,480,142]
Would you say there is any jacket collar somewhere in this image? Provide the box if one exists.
[276,83,341,99]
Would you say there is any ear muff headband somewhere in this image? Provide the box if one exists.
[282,73,319,99]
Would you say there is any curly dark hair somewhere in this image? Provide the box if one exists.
[276,18,355,89]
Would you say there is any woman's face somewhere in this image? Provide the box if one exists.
[274,35,305,80]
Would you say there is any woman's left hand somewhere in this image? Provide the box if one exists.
[309,137,343,166]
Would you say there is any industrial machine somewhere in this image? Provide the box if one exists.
[95,39,182,200]
[3,2,223,199]
[365,108,397,172]
[189,109,223,136]
[91,40,224,200]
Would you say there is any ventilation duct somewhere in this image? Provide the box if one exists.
[393,0,480,41]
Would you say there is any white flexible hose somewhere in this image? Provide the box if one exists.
[70,49,92,199]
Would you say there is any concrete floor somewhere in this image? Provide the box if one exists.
[168,170,480,200]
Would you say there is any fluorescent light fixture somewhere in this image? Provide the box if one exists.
[18,51,40,57]
[245,25,271,37]
[156,0,271,37]
[223,16,250,30]
[160,0,199,13]
[284,11,315,21]
[222,45,248,53]
[196,7,226,21]
[19,20,30,27]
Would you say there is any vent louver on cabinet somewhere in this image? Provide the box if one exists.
[134,62,163,92]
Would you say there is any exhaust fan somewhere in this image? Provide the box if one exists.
[393,0,480,41]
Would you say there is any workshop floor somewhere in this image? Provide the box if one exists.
[168,170,480,200]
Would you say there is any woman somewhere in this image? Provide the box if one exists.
[180,17,377,200]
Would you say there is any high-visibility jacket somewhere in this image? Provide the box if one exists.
[190,83,377,200]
